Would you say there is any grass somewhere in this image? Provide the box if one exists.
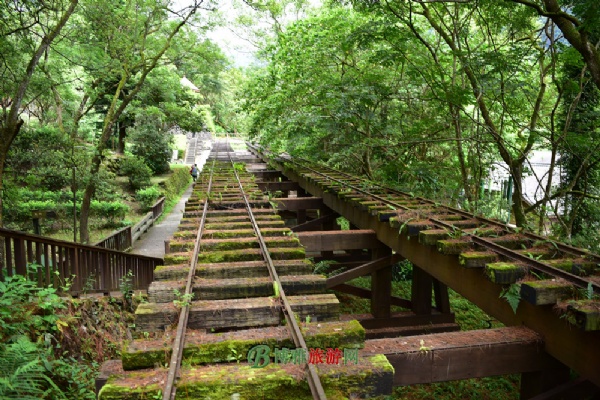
[333,276,520,399]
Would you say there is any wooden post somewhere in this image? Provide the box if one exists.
[519,363,570,399]
[433,279,451,314]
[411,265,433,315]
[371,247,392,318]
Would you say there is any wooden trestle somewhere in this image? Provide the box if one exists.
[96,140,600,399]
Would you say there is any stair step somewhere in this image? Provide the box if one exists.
[202,227,290,239]
[135,294,339,332]
[169,236,300,252]
[203,220,286,230]
[98,354,393,399]
[196,247,305,263]
[154,260,313,281]
[153,264,189,280]
[147,275,327,302]
[122,320,365,369]
[197,260,313,279]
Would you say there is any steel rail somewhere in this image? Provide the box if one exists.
[285,154,599,263]
[248,142,598,264]
[228,139,328,400]
[256,147,600,294]
[162,151,218,400]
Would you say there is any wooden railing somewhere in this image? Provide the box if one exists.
[95,197,166,251]
[151,197,166,220]
[95,226,132,252]
[0,228,161,294]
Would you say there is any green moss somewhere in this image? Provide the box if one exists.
[437,239,471,255]
[459,251,497,268]
[419,229,449,246]
[123,321,365,370]
[98,376,163,400]
[485,262,526,284]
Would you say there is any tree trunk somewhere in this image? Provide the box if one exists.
[117,120,127,154]
[510,164,527,227]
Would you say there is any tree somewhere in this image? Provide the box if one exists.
[507,0,600,90]
[0,0,79,227]
[77,0,205,243]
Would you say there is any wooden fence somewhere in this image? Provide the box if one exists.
[0,228,161,294]
[95,197,166,251]
[95,226,132,251]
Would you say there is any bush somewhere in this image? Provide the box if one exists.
[164,167,192,203]
[119,156,152,190]
[128,111,172,174]
[136,186,161,211]
[90,201,129,226]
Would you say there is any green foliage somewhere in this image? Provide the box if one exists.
[0,269,104,399]
[6,124,72,192]
[119,156,152,190]
[500,284,522,314]
[128,109,172,174]
[391,259,413,282]
[0,336,64,400]
[163,167,192,204]
[89,201,129,227]
[136,186,161,211]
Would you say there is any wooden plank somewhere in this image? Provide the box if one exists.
[326,254,403,288]
[272,197,323,211]
[362,326,560,386]
[297,230,384,252]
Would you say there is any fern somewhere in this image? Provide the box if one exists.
[500,284,521,314]
[0,336,65,399]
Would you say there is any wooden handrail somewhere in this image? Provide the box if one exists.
[0,227,161,294]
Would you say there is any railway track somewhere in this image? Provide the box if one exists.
[247,144,600,386]
[97,140,393,399]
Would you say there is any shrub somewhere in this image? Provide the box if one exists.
[90,201,129,226]
[136,186,161,211]
[119,156,152,190]
[164,167,192,203]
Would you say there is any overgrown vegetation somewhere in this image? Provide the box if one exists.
[0,266,137,399]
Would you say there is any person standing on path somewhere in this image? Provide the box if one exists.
[190,164,199,182]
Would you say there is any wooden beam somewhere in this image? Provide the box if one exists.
[371,247,393,319]
[332,284,412,309]
[291,214,338,232]
[362,327,561,386]
[354,311,456,329]
[256,181,300,192]
[272,197,323,211]
[326,254,403,288]
[527,378,600,400]
[249,170,285,181]
[296,230,385,252]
